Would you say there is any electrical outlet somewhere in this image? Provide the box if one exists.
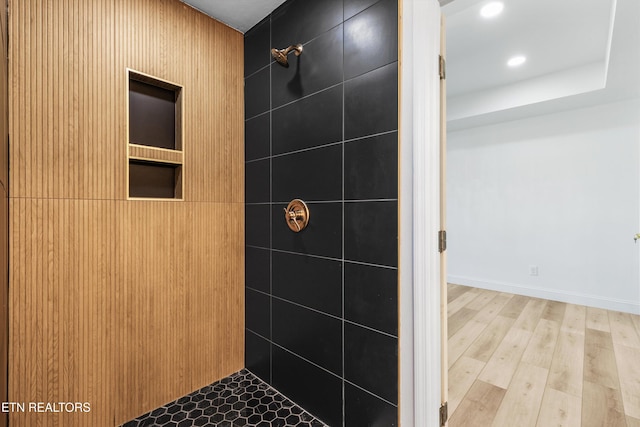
[529,265,538,276]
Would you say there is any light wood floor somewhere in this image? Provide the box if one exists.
[447,283,640,427]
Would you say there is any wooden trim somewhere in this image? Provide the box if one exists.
[175,86,184,152]
[129,144,184,164]
[127,67,183,92]
[127,197,185,202]
[126,70,131,199]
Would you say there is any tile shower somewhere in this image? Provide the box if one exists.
[123,0,400,425]
[244,0,399,425]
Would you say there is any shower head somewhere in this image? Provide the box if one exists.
[271,44,303,67]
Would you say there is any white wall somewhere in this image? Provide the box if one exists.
[447,97,640,314]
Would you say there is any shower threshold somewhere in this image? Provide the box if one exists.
[122,369,328,427]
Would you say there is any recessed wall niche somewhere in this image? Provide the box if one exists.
[127,69,184,199]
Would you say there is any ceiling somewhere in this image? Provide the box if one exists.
[443,0,640,129]
[444,0,614,97]
[180,0,287,32]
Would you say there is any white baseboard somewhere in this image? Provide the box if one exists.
[448,275,640,315]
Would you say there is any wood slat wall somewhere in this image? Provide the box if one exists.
[9,0,244,425]
[0,1,8,426]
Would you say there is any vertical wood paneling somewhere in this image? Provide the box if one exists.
[114,202,244,424]
[10,0,119,200]
[10,199,116,426]
[9,0,244,425]
[0,187,6,427]
[0,0,8,425]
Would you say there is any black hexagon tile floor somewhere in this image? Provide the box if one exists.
[122,369,328,427]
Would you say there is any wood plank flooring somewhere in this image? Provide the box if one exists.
[447,283,640,427]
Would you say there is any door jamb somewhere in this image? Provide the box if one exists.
[399,0,442,425]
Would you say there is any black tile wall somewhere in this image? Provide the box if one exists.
[272,346,343,427]
[245,204,270,248]
[344,262,397,335]
[244,1,398,425]
[246,288,271,338]
[344,131,398,200]
[271,0,343,49]
[272,144,342,203]
[245,247,270,293]
[245,114,270,161]
[245,330,271,382]
[344,62,398,140]
[344,383,398,427]
[245,158,270,203]
[245,67,270,119]
[344,0,398,79]
[272,252,342,317]
[271,203,342,259]
[344,322,398,404]
[272,85,343,155]
[271,25,344,108]
[244,17,271,77]
[272,299,342,375]
[344,201,398,266]
[344,0,379,19]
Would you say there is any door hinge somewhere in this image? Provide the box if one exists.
[439,55,446,80]
[440,401,448,427]
[438,230,447,253]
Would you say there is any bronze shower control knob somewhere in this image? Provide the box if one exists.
[284,199,310,232]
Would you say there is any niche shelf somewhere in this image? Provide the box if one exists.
[127,69,184,200]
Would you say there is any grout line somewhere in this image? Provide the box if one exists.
[279,198,396,204]
[343,59,399,83]
[270,128,398,161]
[341,38,347,426]
[244,62,271,80]
[344,318,398,339]
[270,139,343,159]
[245,198,398,205]
[246,199,398,206]
[248,287,399,338]
[250,290,399,339]
[270,294,343,324]
[244,109,270,123]
[246,244,399,270]
[268,340,399,409]
[270,81,343,112]
[343,129,398,144]
[268,12,274,386]
[246,128,398,164]
[343,377,398,408]
[245,156,271,164]
[246,327,269,342]
[264,246,399,270]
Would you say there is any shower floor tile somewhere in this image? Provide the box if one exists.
[122,369,328,427]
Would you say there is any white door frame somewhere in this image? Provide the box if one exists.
[399,0,443,425]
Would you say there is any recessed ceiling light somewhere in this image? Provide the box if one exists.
[507,55,526,67]
[480,2,504,18]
